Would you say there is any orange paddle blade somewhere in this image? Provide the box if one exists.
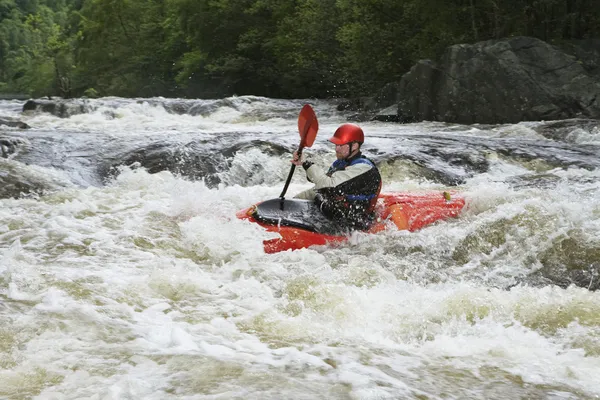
[298,104,318,147]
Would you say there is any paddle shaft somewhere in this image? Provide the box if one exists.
[279,146,304,200]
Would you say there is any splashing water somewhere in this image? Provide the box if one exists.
[1,97,600,399]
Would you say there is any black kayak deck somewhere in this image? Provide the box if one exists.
[252,198,350,236]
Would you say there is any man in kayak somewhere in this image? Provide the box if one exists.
[291,123,382,230]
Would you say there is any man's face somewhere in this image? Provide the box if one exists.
[335,142,357,159]
[335,143,350,159]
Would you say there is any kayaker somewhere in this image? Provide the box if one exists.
[291,123,382,230]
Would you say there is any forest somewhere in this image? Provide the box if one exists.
[1,0,599,99]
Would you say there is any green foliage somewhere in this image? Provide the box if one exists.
[82,87,97,97]
[0,0,599,98]
[272,0,343,97]
[0,1,76,96]
[335,0,415,94]
[75,0,187,97]
[173,0,277,97]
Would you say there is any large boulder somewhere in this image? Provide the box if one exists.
[396,36,600,124]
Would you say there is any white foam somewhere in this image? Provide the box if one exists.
[1,98,599,399]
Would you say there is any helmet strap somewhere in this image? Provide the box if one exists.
[344,142,360,161]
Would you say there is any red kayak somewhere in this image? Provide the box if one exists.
[237,191,465,253]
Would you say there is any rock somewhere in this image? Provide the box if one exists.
[527,231,600,291]
[0,159,72,199]
[336,97,378,112]
[559,39,600,77]
[371,105,402,122]
[1,137,24,158]
[101,139,290,188]
[22,98,91,118]
[340,83,400,115]
[373,82,400,109]
[395,36,600,124]
[101,141,224,187]
[0,118,30,129]
[532,118,600,141]
[135,99,193,115]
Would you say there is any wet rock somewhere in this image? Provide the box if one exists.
[100,141,219,187]
[346,112,375,123]
[338,96,401,122]
[135,99,193,115]
[532,118,599,142]
[187,98,241,116]
[100,139,291,187]
[493,139,600,170]
[0,136,28,158]
[1,138,17,158]
[22,98,91,118]
[337,97,377,112]
[0,118,30,129]
[164,101,194,115]
[528,230,600,291]
[371,105,402,122]
[188,101,221,117]
[379,136,492,185]
[0,159,71,199]
[0,177,38,199]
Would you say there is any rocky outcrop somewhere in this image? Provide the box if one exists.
[381,37,600,124]
[22,98,91,118]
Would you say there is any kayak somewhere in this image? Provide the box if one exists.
[237,191,465,253]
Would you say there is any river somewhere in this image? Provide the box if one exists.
[1,97,599,399]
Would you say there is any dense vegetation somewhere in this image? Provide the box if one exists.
[1,0,598,99]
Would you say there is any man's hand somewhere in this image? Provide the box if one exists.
[291,150,304,166]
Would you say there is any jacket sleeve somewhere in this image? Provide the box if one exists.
[305,163,373,189]
[293,187,316,200]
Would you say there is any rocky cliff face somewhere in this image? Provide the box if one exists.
[377,37,600,124]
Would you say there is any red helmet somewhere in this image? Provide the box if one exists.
[329,123,364,145]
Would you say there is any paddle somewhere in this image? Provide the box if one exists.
[279,104,319,201]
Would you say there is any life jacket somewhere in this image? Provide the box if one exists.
[316,153,382,229]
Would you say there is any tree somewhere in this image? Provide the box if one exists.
[75,0,184,96]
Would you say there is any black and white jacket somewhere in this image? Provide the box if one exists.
[295,152,381,229]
